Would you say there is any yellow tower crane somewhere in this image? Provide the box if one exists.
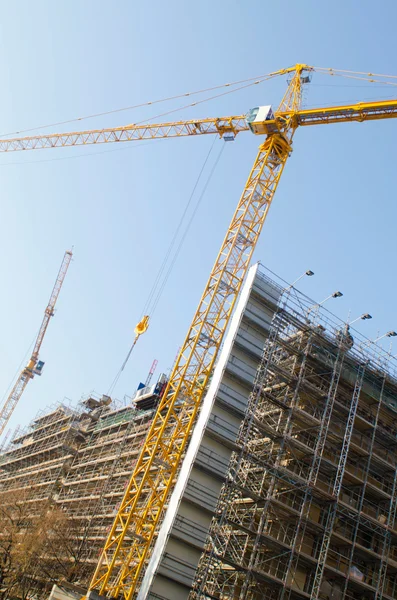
[1,64,397,598]
[0,250,73,436]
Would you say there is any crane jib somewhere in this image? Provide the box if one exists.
[0,98,397,153]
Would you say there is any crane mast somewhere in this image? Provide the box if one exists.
[86,65,308,600]
[0,250,72,436]
[1,63,397,599]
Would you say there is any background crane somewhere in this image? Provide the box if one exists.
[0,64,397,599]
[0,250,73,437]
[144,359,158,387]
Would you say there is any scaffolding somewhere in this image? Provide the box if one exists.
[0,400,87,514]
[55,403,155,580]
[0,382,165,591]
[191,273,397,600]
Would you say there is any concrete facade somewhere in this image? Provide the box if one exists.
[143,263,280,599]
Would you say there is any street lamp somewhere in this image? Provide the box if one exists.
[331,291,343,300]
[307,290,343,316]
[348,313,373,326]
[283,269,314,293]
[361,330,397,350]
[375,331,397,343]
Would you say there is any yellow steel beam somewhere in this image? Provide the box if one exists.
[1,98,397,155]
[0,116,248,152]
[88,65,308,600]
[287,98,397,126]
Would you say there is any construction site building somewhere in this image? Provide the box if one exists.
[0,390,163,584]
[141,263,279,600]
[190,267,397,600]
[1,264,397,600]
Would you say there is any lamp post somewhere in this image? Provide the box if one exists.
[373,331,397,344]
[307,290,343,317]
[283,269,314,293]
[348,313,372,327]
[361,330,397,351]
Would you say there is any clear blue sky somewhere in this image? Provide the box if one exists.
[1,0,397,436]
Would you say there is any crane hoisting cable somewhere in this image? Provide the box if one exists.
[119,315,150,372]
[107,138,224,396]
[120,315,149,372]
[0,249,73,437]
[107,316,150,396]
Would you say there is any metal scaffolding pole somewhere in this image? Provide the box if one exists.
[192,303,288,599]
[340,373,387,598]
[310,362,366,600]
[281,331,348,600]
[375,465,397,599]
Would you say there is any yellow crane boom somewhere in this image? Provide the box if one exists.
[0,116,248,151]
[1,99,397,153]
[85,64,309,600]
[2,64,397,599]
[0,250,72,436]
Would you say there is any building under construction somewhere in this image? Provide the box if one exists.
[1,264,397,600]
[0,386,166,586]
